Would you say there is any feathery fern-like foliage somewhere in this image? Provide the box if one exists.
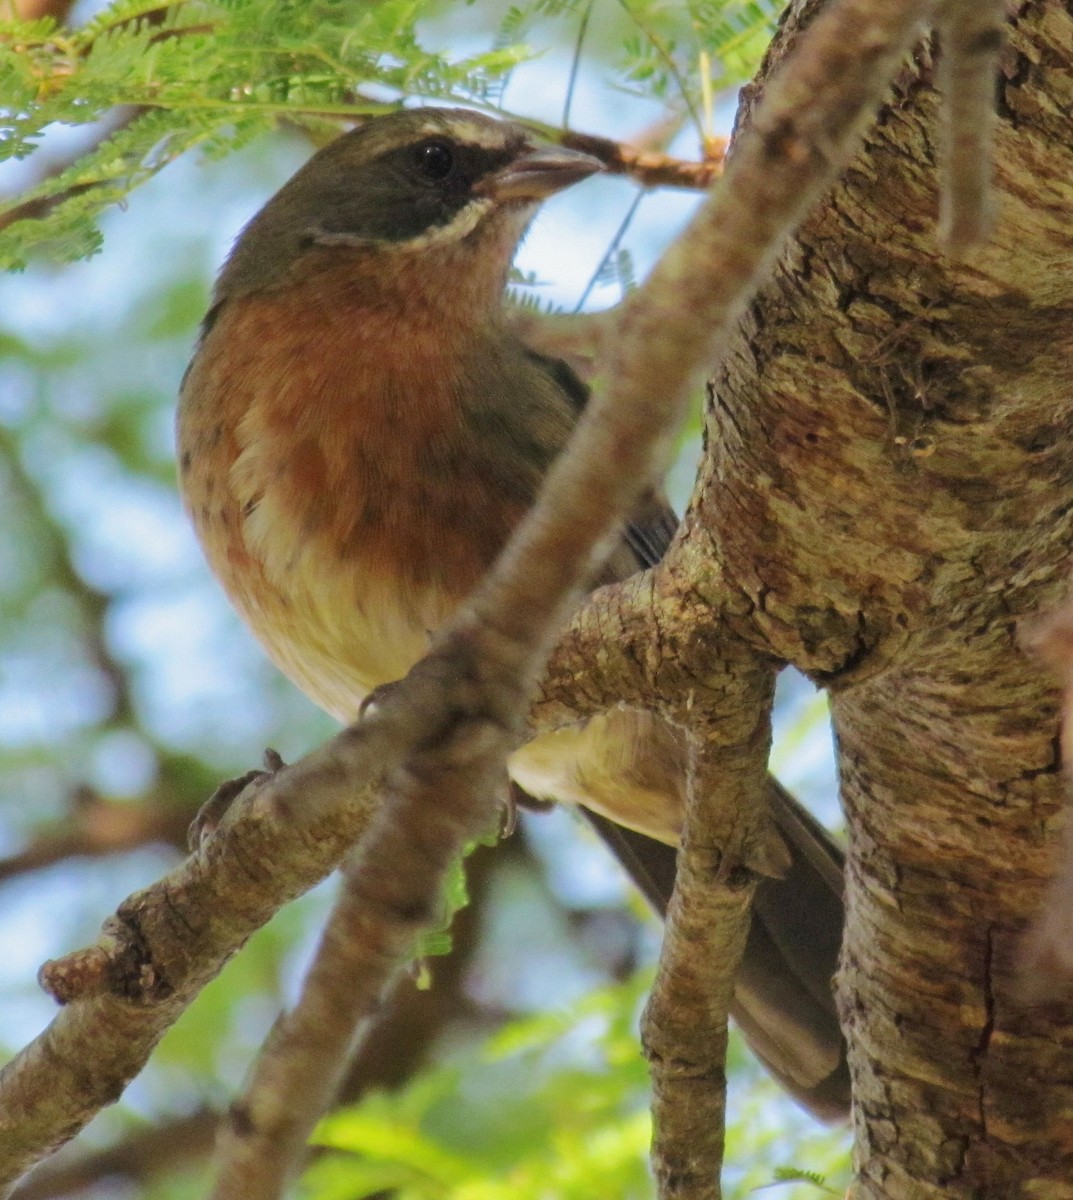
[1,0,782,270]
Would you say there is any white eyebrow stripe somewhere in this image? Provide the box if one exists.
[413,118,511,150]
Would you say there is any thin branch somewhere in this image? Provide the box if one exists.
[335,839,503,1096]
[13,847,500,1200]
[0,183,101,235]
[0,426,133,721]
[0,789,189,884]
[0,728,389,1192]
[935,0,1004,255]
[574,186,646,313]
[616,0,705,139]
[555,125,724,189]
[203,655,534,1200]
[208,830,410,1200]
[643,716,776,1200]
[0,115,718,257]
[562,0,595,130]
[207,837,502,1199]
[10,1111,218,1200]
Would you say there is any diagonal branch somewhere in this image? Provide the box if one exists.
[0,789,189,883]
[0,731,387,1192]
[0,0,986,1194]
[206,816,418,1200]
[207,0,951,1193]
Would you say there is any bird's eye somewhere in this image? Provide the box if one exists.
[414,140,455,181]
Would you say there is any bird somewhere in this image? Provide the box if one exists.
[177,106,849,1120]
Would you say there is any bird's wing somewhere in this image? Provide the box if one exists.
[519,341,679,578]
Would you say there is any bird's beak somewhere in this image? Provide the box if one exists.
[479,144,604,203]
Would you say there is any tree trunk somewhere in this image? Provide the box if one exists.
[696,1,1073,1193]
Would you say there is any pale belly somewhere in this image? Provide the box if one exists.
[230,530,453,723]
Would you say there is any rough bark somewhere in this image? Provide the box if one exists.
[670,1,1073,1194]
[4,2,1070,1193]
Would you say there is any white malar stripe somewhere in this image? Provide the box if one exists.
[400,197,495,251]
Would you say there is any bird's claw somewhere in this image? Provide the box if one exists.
[188,748,288,851]
[499,787,518,839]
[499,782,554,839]
[358,680,404,720]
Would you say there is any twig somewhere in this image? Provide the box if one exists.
[10,1111,218,1200]
[207,830,417,1200]
[207,833,504,1199]
[0,726,389,1192]
[0,116,719,257]
[562,0,595,130]
[13,848,498,1198]
[935,0,1004,255]
[0,789,189,884]
[0,425,134,722]
[574,186,646,312]
[204,622,548,1200]
[642,723,775,1200]
[557,127,725,189]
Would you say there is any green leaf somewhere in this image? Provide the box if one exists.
[754,1165,841,1195]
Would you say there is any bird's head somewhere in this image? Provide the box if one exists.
[213,108,603,317]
